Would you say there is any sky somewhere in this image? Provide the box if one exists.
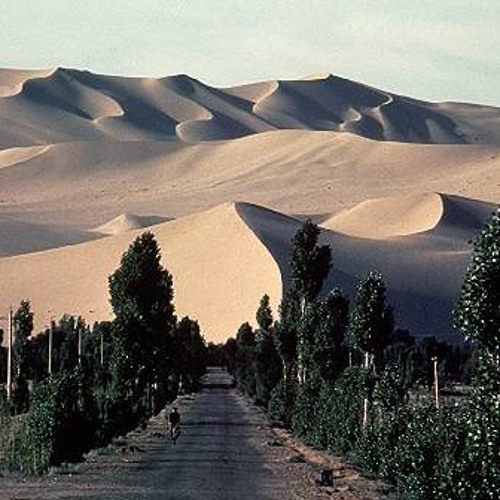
[2,1,499,106]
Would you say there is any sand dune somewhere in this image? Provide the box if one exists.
[321,192,496,239]
[1,67,500,342]
[1,68,500,149]
[0,203,283,342]
[93,214,170,235]
[1,131,499,244]
[0,197,495,341]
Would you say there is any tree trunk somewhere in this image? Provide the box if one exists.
[362,351,370,429]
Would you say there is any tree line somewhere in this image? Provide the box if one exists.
[221,218,499,499]
[0,231,207,474]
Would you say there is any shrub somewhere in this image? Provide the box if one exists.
[268,378,296,427]
[13,369,98,475]
[317,367,367,454]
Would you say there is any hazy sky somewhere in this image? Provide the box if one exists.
[2,1,499,105]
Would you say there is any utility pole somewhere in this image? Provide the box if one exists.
[48,319,53,375]
[100,329,104,366]
[77,322,82,366]
[432,356,440,409]
[6,307,13,401]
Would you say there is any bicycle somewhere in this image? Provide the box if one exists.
[170,423,181,445]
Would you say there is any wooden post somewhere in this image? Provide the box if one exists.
[362,351,370,429]
[432,356,439,409]
[48,320,53,375]
[6,307,13,401]
[77,325,82,365]
[100,328,104,366]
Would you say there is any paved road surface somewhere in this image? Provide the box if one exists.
[1,368,308,499]
[115,368,290,499]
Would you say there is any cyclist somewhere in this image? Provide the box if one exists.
[169,407,181,444]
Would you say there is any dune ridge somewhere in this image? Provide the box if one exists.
[1,68,500,148]
[321,192,496,239]
[93,213,171,235]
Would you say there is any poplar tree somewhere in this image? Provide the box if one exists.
[289,220,332,384]
[348,272,393,428]
[13,299,34,413]
[348,272,393,369]
[254,295,282,406]
[108,231,175,414]
[453,210,500,496]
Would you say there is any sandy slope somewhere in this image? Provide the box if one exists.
[0,68,499,342]
[0,131,499,243]
[0,203,282,342]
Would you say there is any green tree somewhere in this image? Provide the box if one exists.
[348,273,393,428]
[275,289,300,383]
[12,300,34,413]
[312,288,350,383]
[173,316,207,394]
[453,210,500,496]
[256,294,273,331]
[289,220,332,384]
[454,210,500,358]
[348,272,393,369]
[235,322,256,396]
[254,295,282,407]
[290,220,332,303]
[108,231,176,416]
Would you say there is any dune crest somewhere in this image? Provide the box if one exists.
[322,192,497,239]
[0,145,50,170]
[0,68,56,97]
[92,213,170,235]
[322,193,445,238]
[0,67,499,342]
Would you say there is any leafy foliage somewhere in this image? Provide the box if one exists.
[235,322,256,397]
[290,220,332,303]
[254,297,282,407]
[348,272,393,363]
[108,231,176,415]
[12,300,34,413]
[13,369,98,475]
[173,317,207,394]
[454,210,500,355]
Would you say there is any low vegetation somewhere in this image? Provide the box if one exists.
[223,215,500,499]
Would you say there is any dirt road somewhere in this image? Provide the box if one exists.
[1,368,390,499]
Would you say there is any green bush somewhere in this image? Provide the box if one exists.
[292,379,320,442]
[268,378,296,427]
[12,369,98,475]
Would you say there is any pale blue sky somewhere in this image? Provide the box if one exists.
[2,1,499,105]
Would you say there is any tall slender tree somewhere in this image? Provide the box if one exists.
[348,272,393,427]
[108,231,176,414]
[235,322,256,396]
[453,209,500,496]
[348,272,393,369]
[290,220,332,304]
[289,220,332,383]
[454,210,500,360]
[12,300,34,413]
[254,295,282,406]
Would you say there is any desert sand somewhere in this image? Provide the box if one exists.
[0,68,499,342]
